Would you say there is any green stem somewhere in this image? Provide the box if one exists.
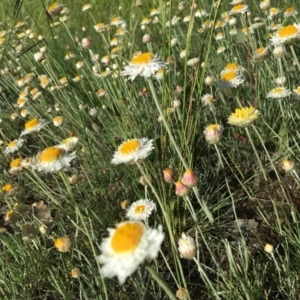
[147,78,188,169]
[145,263,177,300]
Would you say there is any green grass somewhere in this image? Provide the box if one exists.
[0,0,300,299]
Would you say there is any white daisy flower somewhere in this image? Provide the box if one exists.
[32,146,76,173]
[126,199,156,221]
[201,94,215,106]
[4,138,24,155]
[121,52,167,81]
[218,71,244,89]
[111,138,154,165]
[266,87,291,98]
[229,4,248,15]
[56,137,79,152]
[96,221,164,284]
[20,118,49,136]
[270,24,300,46]
[284,7,298,18]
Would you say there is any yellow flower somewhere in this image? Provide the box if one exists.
[228,106,260,128]
[2,183,13,193]
[54,236,71,252]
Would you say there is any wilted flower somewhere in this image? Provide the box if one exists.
[54,236,71,252]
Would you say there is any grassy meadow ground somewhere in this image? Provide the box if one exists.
[1,0,300,299]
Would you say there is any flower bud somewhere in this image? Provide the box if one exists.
[163,168,178,183]
[181,169,198,188]
[82,38,92,49]
[264,243,274,254]
[272,45,285,59]
[282,159,294,172]
[175,181,189,196]
[178,233,197,259]
[203,124,223,144]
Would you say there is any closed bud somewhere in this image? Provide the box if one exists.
[181,169,198,188]
[178,233,197,259]
[175,181,189,196]
[163,168,178,183]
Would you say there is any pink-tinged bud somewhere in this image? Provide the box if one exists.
[82,38,92,49]
[176,85,183,93]
[163,168,178,183]
[181,169,198,188]
[203,124,223,144]
[178,233,197,259]
[142,34,151,43]
[175,181,189,196]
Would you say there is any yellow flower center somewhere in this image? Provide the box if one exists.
[296,87,300,94]
[233,4,244,12]
[286,7,295,13]
[30,88,38,95]
[206,124,220,131]
[278,25,298,38]
[273,87,283,94]
[119,139,140,154]
[111,222,144,253]
[48,2,59,10]
[8,140,17,148]
[131,52,153,64]
[225,63,238,71]
[256,47,265,53]
[17,98,26,105]
[54,116,62,123]
[2,183,13,193]
[40,147,65,162]
[234,107,255,118]
[25,118,39,129]
[10,158,22,168]
[215,21,223,28]
[222,71,237,81]
[134,205,146,214]
[112,16,120,23]
[270,7,278,14]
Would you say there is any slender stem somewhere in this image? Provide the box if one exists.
[290,45,300,72]
[244,127,268,181]
[145,263,177,300]
[147,78,189,169]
